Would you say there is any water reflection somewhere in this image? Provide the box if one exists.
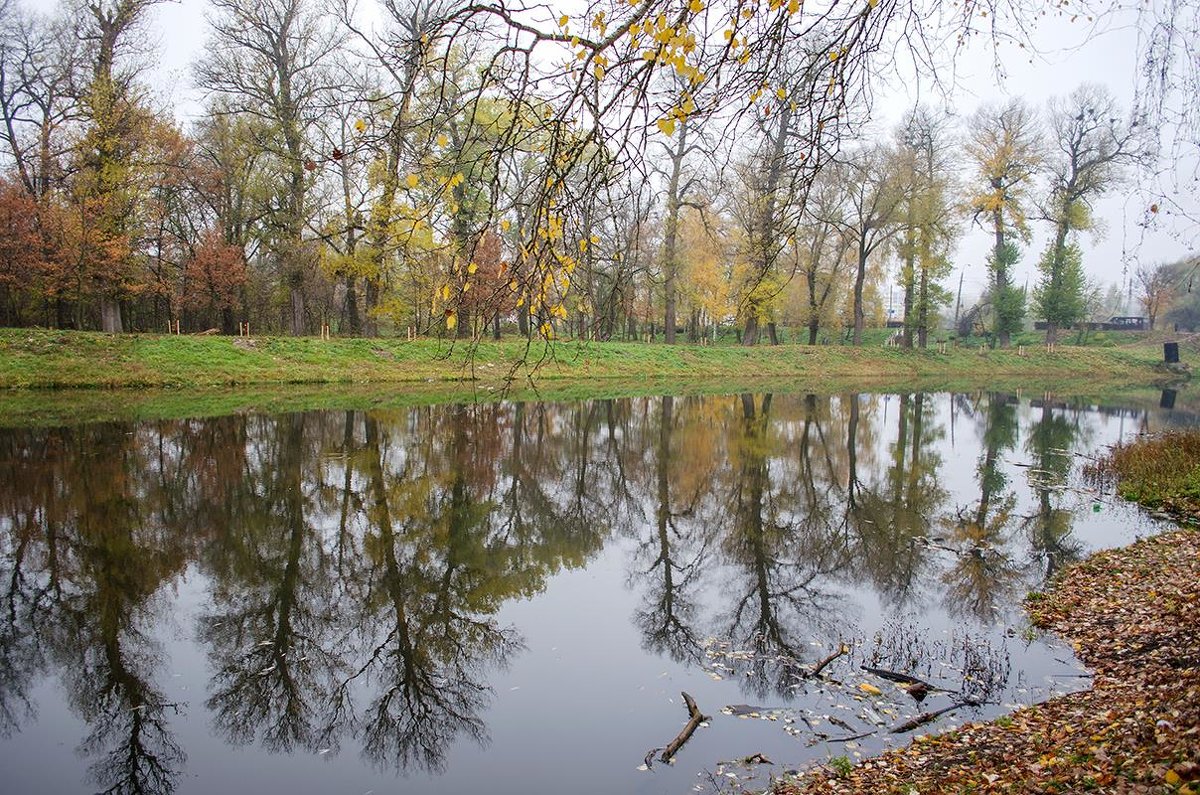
[0,425,190,794]
[941,393,1022,621]
[0,392,1175,794]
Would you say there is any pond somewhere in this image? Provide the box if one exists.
[0,390,1185,794]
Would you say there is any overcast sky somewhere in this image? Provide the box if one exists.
[136,1,1198,313]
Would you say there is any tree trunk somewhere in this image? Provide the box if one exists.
[993,211,1010,348]
[743,312,760,346]
[100,297,122,333]
[344,275,360,335]
[289,280,305,336]
[901,227,916,349]
[363,279,379,337]
[767,321,779,345]
[852,241,868,345]
[917,262,930,349]
[662,122,688,345]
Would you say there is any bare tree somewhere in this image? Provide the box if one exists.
[836,144,902,345]
[197,0,343,336]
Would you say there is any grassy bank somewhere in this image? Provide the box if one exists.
[0,328,1172,390]
[776,431,1200,795]
[1088,431,1200,522]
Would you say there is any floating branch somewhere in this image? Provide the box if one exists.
[806,643,851,678]
[649,691,708,765]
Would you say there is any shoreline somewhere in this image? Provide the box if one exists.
[775,506,1200,792]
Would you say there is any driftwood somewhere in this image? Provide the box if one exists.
[645,692,709,766]
[890,699,981,734]
[860,666,950,701]
[810,729,877,745]
[806,644,850,678]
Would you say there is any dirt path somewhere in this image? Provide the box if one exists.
[776,530,1200,794]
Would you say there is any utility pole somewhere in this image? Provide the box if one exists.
[954,269,964,325]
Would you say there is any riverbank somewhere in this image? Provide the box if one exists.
[0,328,1172,389]
[775,434,1200,795]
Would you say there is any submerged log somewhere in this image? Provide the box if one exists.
[861,666,951,701]
[890,699,982,734]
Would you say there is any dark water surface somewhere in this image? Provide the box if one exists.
[0,391,1185,794]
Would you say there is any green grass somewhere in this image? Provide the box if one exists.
[1090,430,1200,520]
[0,327,1188,427]
[0,328,1168,390]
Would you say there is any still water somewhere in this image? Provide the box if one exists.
[0,391,1182,794]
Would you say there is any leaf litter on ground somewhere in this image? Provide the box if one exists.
[774,529,1200,794]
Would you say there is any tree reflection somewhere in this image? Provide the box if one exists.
[941,394,1023,622]
[714,394,854,698]
[1023,401,1087,579]
[0,424,190,794]
[199,413,344,754]
[853,394,945,605]
[629,396,714,665]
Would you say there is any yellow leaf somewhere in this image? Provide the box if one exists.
[868,0,879,6]
[788,0,799,12]
[1166,771,1182,786]
[467,261,478,274]
[354,118,366,133]
[405,173,419,189]
[829,50,839,62]
[689,0,704,12]
[656,117,677,137]
[501,219,511,232]
[558,14,569,27]
[445,311,457,330]
[437,133,448,147]
[859,683,882,696]
[776,87,787,100]
[441,284,451,301]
